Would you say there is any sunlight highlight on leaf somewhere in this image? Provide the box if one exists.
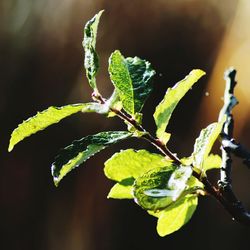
[108,50,155,115]
[83,10,104,92]
[52,131,132,186]
[154,69,205,143]
[156,195,198,236]
[9,104,86,152]
[192,120,224,171]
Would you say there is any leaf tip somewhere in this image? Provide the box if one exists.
[156,228,167,237]
[98,9,105,15]
[8,142,13,152]
[54,181,59,187]
[53,175,60,187]
[51,163,60,187]
[191,69,206,78]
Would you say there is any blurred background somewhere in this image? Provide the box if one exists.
[1,0,250,249]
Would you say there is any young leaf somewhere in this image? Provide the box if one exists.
[104,149,172,182]
[156,195,198,236]
[187,176,204,190]
[104,149,172,200]
[108,180,134,199]
[133,165,193,210]
[82,90,121,115]
[83,10,104,92]
[153,69,205,143]
[192,121,224,171]
[108,50,155,115]
[203,154,222,172]
[9,104,87,152]
[51,131,132,186]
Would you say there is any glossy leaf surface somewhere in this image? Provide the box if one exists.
[104,149,171,182]
[9,104,86,152]
[154,69,205,142]
[192,121,224,171]
[83,10,103,91]
[108,50,155,115]
[52,131,132,186]
[133,165,193,210]
[108,181,134,199]
[156,195,198,236]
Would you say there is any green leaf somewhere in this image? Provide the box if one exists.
[9,104,87,152]
[83,10,104,92]
[108,178,134,199]
[203,154,222,172]
[133,165,193,210]
[192,121,224,171]
[154,69,205,143]
[51,131,132,186]
[104,149,172,182]
[187,176,204,190]
[105,149,172,200]
[156,195,198,236]
[108,50,155,115]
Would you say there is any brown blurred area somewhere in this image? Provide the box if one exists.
[1,0,250,249]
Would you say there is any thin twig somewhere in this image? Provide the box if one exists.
[93,81,250,225]
[218,67,250,224]
[218,67,238,186]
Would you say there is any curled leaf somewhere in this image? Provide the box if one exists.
[83,10,104,92]
[192,120,224,171]
[154,69,205,143]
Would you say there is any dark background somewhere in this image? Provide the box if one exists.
[1,0,250,249]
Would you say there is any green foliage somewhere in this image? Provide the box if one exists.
[154,195,198,236]
[8,11,227,237]
[83,10,104,92]
[52,131,132,186]
[9,104,85,152]
[104,149,172,182]
[109,50,155,116]
[203,154,222,172]
[192,120,224,172]
[154,69,205,144]
[133,165,193,210]
[107,182,134,199]
[104,149,173,199]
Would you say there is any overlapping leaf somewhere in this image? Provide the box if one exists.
[154,69,205,143]
[104,149,172,199]
[108,50,155,115]
[83,10,104,91]
[192,120,224,171]
[9,104,88,152]
[104,149,171,181]
[52,131,132,186]
[107,179,134,199]
[155,195,198,236]
[133,165,193,210]
[203,154,222,172]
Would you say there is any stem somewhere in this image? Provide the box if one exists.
[93,80,250,225]
[218,68,238,185]
[217,68,250,225]
[113,108,181,164]
[92,92,181,164]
